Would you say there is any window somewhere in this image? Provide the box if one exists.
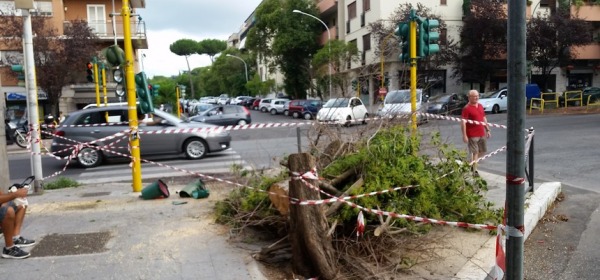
[348,2,356,19]
[87,5,106,34]
[362,33,371,51]
[363,0,370,11]
[223,106,238,114]
[440,29,448,46]
[440,0,447,5]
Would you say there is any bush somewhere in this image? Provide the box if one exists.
[44,177,80,190]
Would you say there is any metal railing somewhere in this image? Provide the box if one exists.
[64,20,147,39]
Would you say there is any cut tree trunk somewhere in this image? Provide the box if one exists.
[288,153,338,280]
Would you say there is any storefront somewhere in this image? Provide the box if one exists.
[3,86,49,123]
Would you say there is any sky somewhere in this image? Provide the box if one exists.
[136,0,263,78]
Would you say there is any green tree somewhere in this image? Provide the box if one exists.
[0,16,99,116]
[245,0,320,99]
[312,40,359,98]
[246,74,275,97]
[148,76,178,109]
[197,39,227,63]
[527,5,593,91]
[169,39,198,98]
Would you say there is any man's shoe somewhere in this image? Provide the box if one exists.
[2,246,30,259]
[13,236,36,247]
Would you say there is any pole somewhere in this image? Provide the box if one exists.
[94,58,100,107]
[506,0,527,278]
[380,32,395,89]
[227,54,248,82]
[293,10,331,99]
[122,0,143,192]
[22,10,43,193]
[176,86,181,119]
[102,63,109,122]
[409,10,418,133]
[0,85,10,192]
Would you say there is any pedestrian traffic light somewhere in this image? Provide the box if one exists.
[135,71,154,114]
[396,22,410,62]
[86,62,94,83]
[418,19,440,57]
[10,64,25,86]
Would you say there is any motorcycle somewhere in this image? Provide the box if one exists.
[14,120,29,149]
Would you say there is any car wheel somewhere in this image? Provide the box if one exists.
[303,112,312,120]
[77,146,103,168]
[237,119,248,125]
[270,109,277,115]
[283,110,289,116]
[492,104,500,114]
[362,113,368,124]
[441,105,448,115]
[183,138,207,160]
[261,107,267,113]
[344,116,352,127]
[292,112,300,118]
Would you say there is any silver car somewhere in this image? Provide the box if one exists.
[51,106,231,168]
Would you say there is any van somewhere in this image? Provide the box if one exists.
[378,89,428,123]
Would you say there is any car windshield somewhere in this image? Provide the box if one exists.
[429,95,450,103]
[385,90,421,104]
[481,91,498,98]
[323,98,349,108]
[153,109,182,123]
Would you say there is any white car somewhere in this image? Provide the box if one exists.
[479,88,508,114]
[377,89,428,124]
[316,97,369,126]
[269,99,290,115]
[259,98,272,112]
[231,96,251,105]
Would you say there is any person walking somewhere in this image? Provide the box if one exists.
[461,89,491,177]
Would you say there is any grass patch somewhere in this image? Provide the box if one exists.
[44,177,81,190]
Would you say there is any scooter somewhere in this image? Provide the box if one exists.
[14,120,29,149]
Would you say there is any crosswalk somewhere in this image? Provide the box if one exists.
[75,149,253,184]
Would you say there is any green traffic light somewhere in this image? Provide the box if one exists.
[135,72,154,114]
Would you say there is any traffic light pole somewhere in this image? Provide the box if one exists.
[94,59,100,107]
[409,11,418,133]
[121,0,143,192]
[22,9,43,193]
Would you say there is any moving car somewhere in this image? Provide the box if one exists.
[51,106,231,168]
[480,88,508,113]
[317,97,368,126]
[378,89,429,123]
[189,105,252,126]
[427,93,467,115]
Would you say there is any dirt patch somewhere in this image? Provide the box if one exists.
[30,232,112,257]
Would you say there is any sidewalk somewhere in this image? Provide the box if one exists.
[5,139,53,155]
[1,170,560,279]
[2,179,262,280]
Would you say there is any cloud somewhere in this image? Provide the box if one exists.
[138,0,262,77]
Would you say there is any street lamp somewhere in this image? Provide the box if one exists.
[226,54,248,82]
[293,9,332,99]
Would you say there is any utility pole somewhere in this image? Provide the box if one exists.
[0,91,10,192]
[506,0,527,278]
[17,0,43,193]
[409,9,418,133]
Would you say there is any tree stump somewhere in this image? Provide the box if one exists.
[288,153,338,279]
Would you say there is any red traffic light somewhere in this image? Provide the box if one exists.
[86,62,93,70]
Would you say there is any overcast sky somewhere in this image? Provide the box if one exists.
[137,0,262,78]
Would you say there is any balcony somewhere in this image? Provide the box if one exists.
[319,27,337,45]
[317,0,337,17]
[571,4,600,21]
[571,43,600,60]
[65,20,148,49]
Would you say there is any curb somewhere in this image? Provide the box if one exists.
[453,182,562,279]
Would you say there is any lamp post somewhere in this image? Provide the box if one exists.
[226,54,248,82]
[293,9,332,99]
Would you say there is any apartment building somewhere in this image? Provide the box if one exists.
[231,0,599,101]
[0,0,147,120]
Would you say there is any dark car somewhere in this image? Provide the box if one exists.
[300,100,324,120]
[189,105,251,126]
[427,93,467,115]
[252,99,261,110]
[51,106,231,168]
[242,98,256,108]
[559,87,600,107]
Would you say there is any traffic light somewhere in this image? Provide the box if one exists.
[86,62,94,83]
[418,19,440,57]
[135,71,154,114]
[395,22,410,62]
[105,45,125,67]
[10,64,25,86]
[149,84,160,96]
[351,79,358,90]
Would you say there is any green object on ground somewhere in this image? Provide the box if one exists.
[140,179,170,200]
[180,179,210,199]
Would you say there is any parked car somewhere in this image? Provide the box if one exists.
[252,99,261,110]
[189,105,251,126]
[427,93,468,115]
[242,98,257,108]
[317,97,369,126]
[378,89,429,123]
[51,106,231,168]
[217,96,230,105]
[231,96,252,105]
[480,88,508,113]
[269,99,290,115]
[288,99,309,118]
[259,98,273,112]
[301,100,324,120]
